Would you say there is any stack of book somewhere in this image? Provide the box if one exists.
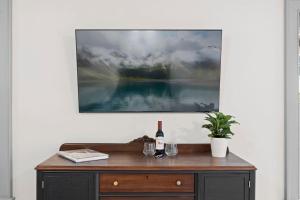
[58,149,109,163]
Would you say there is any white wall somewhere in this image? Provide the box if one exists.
[12,0,284,199]
[0,0,12,198]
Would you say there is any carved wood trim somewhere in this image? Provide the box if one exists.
[129,135,155,144]
[59,136,212,153]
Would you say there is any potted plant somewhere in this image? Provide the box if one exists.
[202,112,239,157]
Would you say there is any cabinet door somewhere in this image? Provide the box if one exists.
[198,173,249,200]
[37,172,96,200]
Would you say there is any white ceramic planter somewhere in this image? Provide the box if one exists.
[211,138,228,157]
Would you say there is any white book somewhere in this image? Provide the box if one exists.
[58,149,109,163]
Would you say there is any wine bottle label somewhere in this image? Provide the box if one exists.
[156,137,164,150]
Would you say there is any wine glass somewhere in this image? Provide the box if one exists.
[165,143,178,156]
[143,142,155,156]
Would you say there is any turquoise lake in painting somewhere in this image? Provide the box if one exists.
[76,30,222,112]
[79,80,219,112]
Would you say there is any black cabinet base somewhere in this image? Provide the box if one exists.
[37,171,255,200]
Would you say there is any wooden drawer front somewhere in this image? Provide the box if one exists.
[101,197,194,200]
[100,173,194,193]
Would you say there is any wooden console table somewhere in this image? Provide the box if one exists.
[35,137,256,200]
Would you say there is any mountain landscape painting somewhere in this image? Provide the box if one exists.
[76,30,222,112]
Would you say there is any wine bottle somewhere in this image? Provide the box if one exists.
[155,120,165,158]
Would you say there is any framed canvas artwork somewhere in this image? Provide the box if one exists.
[76,30,222,112]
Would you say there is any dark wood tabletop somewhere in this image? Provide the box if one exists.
[35,136,256,171]
[35,151,256,171]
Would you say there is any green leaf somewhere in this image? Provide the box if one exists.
[202,112,239,139]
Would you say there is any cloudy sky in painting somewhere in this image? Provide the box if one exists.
[76,30,222,67]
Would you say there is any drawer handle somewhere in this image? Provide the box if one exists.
[176,180,182,186]
[113,181,119,186]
